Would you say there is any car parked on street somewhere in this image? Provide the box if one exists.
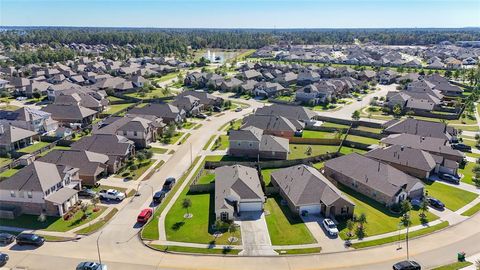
[322,218,339,236]
[163,177,176,191]
[0,233,15,245]
[235,107,243,112]
[99,189,125,201]
[0,252,8,267]
[439,173,460,184]
[137,208,153,223]
[15,233,45,247]
[76,261,108,270]
[427,197,445,209]
[393,260,421,270]
[152,190,166,203]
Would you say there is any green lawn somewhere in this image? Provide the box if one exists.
[289,144,339,160]
[212,135,229,150]
[312,162,325,170]
[459,162,475,185]
[351,221,449,249]
[338,186,439,240]
[150,245,240,255]
[107,96,126,102]
[0,105,20,111]
[424,181,478,211]
[339,146,368,155]
[165,191,240,245]
[322,122,350,129]
[302,130,343,139]
[0,205,106,232]
[181,121,195,130]
[124,88,169,99]
[161,132,184,145]
[461,202,480,216]
[104,103,133,115]
[76,208,119,235]
[36,145,70,157]
[264,196,316,245]
[345,135,380,145]
[117,160,154,180]
[0,157,12,167]
[354,126,383,134]
[153,72,181,83]
[178,133,191,145]
[17,142,51,154]
[196,170,215,184]
[0,167,20,179]
[203,135,217,150]
[275,247,322,255]
[432,261,473,270]
[150,147,168,154]
[261,168,280,186]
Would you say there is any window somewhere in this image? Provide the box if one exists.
[10,191,15,197]
[220,212,229,221]
[134,131,138,136]
[27,191,33,198]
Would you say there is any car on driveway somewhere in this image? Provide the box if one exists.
[163,177,176,191]
[197,113,208,119]
[16,96,27,101]
[0,233,15,245]
[322,218,339,236]
[427,197,445,209]
[78,188,97,198]
[137,209,153,223]
[76,261,108,270]
[0,252,8,267]
[439,173,460,184]
[99,189,125,201]
[393,260,421,270]
[16,233,44,247]
[235,107,243,112]
[152,190,166,203]
[452,143,472,152]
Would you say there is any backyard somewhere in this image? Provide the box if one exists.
[302,130,344,139]
[103,103,133,115]
[288,144,339,160]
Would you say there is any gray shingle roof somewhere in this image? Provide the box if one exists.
[365,145,437,172]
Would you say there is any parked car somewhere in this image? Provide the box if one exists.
[16,96,27,101]
[393,260,421,270]
[235,107,243,112]
[0,252,8,267]
[322,218,339,236]
[0,233,15,245]
[427,197,445,209]
[153,190,166,203]
[452,143,472,152]
[76,261,108,270]
[197,113,208,119]
[439,173,460,184]
[137,208,153,223]
[99,189,125,201]
[78,188,97,198]
[163,177,176,191]
[16,233,45,247]
[213,106,223,112]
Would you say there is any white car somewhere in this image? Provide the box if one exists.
[98,189,126,201]
[322,218,339,236]
[16,96,27,101]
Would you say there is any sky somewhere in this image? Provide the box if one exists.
[0,0,479,28]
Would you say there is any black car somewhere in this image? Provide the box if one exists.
[393,260,421,270]
[153,190,166,203]
[0,252,8,267]
[0,233,15,245]
[439,173,460,184]
[452,143,472,152]
[196,113,207,119]
[16,233,45,247]
[163,177,176,190]
[427,197,445,209]
[78,188,97,198]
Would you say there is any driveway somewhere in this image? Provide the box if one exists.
[238,211,277,256]
[301,215,347,253]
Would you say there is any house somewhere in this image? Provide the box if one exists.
[295,84,332,105]
[42,104,98,128]
[274,72,297,86]
[377,70,399,85]
[297,70,320,86]
[53,88,109,112]
[220,78,243,92]
[253,82,285,98]
[241,69,262,81]
[380,133,464,163]
[39,150,109,186]
[128,103,186,124]
[324,153,424,206]
[229,126,289,160]
[175,90,224,109]
[357,70,377,81]
[270,165,354,217]
[0,107,58,135]
[172,95,203,116]
[423,74,463,96]
[255,104,316,125]
[383,118,457,142]
[0,161,81,216]
[215,165,265,221]
[93,115,163,148]
[0,123,37,154]
[242,114,303,138]
[70,134,135,174]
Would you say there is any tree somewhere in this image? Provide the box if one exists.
[352,110,360,121]
[419,198,429,223]
[228,223,239,244]
[355,213,367,239]
[346,219,355,239]
[80,202,89,220]
[392,104,403,118]
[32,91,41,99]
[91,195,100,211]
[182,198,192,216]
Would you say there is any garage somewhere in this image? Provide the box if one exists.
[299,204,321,215]
[239,201,263,212]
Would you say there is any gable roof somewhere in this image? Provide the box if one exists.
[365,145,437,172]
[229,126,263,142]
[42,104,97,121]
[0,123,37,145]
[259,135,289,153]
[255,104,316,122]
[71,134,133,157]
[381,133,464,158]
[384,118,453,140]
[39,149,108,177]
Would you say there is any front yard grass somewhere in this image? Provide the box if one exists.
[432,261,473,270]
[424,181,478,211]
[161,132,184,145]
[461,202,480,216]
[288,144,339,160]
[459,162,475,185]
[76,208,119,235]
[104,103,133,115]
[0,167,20,179]
[264,196,316,245]
[150,147,168,154]
[0,157,12,167]
[338,186,439,240]
[116,160,154,180]
[275,247,322,255]
[212,135,229,150]
[150,244,240,255]
[351,221,449,249]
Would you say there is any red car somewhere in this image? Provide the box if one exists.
[137,209,153,223]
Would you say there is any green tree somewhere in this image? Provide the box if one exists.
[392,104,403,118]
[352,110,361,121]
[182,198,192,216]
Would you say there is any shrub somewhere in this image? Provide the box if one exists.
[130,164,138,170]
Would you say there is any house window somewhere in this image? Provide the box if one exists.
[10,191,15,197]
[220,212,229,221]
[372,191,377,197]
[27,191,33,198]
[134,131,138,136]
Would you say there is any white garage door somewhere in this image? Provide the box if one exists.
[299,204,321,215]
[239,202,263,212]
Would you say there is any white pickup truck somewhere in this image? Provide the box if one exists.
[98,189,126,201]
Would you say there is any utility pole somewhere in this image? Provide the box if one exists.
[96,230,104,265]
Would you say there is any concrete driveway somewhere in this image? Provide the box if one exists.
[301,215,347,253]
[238,211,277,256]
